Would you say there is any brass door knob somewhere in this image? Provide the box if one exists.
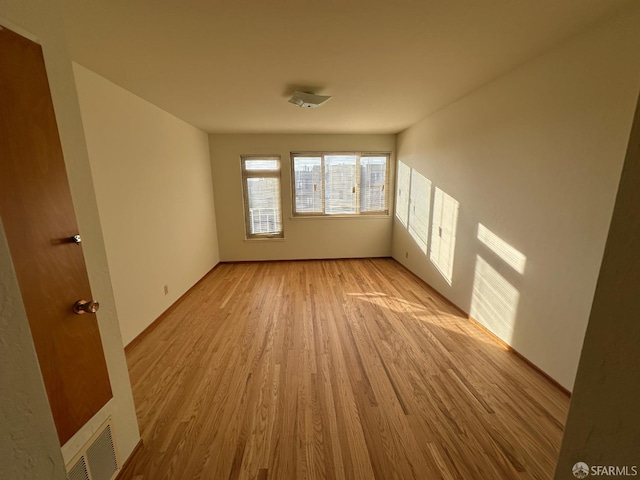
[73,299,100,315]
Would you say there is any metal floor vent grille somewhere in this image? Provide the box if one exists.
[66,421,119,480]
[67,456,90,480]
[86,424,118,480]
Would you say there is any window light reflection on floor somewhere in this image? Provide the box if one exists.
[347,291,498,346]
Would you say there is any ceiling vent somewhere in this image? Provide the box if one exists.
[288,91,332,108]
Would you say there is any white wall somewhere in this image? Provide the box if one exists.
[391,4,640,390]
[73,64,220,346]
[555,81,640,480]
[0,1,140,474]
[210,134,395,261]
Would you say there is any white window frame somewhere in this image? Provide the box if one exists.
[241,155,284,239]
[291,152,390,217]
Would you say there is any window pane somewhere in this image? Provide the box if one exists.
[244,159,279,171]
[293,156,322,213]
[360,156,387,212]
[246,177,282,235]
[325,155,356,214]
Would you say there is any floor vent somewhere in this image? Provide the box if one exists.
[67,456,90,480]
[66,419,119,480]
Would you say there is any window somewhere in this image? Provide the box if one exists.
[241,156,283,239]
[292,152,389,216]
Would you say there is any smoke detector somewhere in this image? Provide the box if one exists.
[288,91,332,108]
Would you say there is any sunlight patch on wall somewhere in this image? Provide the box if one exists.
[477,224,527,274]
[470,256,520,342]
[430,187,459,285]
[395,161,411,227]
[408,171,431,254]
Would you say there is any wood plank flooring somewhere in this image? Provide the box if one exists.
[118,259,568,480]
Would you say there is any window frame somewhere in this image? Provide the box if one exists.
[290,151,390,217]
[240,155,284,239]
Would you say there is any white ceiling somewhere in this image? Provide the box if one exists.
[61,0,630,134]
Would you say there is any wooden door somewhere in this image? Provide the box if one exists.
[0,25,112,444]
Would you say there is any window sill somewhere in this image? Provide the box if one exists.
[289,214,390,220]
[244,237,286,242]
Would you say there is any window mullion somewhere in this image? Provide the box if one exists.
[355,153,361,214]
[321,154,326,215]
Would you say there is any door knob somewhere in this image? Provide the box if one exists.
[73,299,100,314]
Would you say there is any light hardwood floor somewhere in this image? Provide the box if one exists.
[118,259,568,480]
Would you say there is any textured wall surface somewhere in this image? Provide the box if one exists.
[0,221,67,480]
